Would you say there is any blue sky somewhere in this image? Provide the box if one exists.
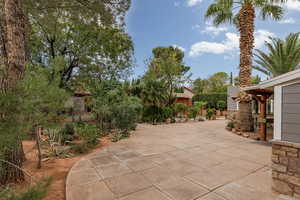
[126,0,300,80]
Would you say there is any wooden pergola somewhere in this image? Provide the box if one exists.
[246,89,274,141]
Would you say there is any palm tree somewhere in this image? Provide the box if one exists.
[205,0,284,132]
[206,0,283,87]
[254,33,300,78]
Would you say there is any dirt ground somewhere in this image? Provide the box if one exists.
[22,138,112,200]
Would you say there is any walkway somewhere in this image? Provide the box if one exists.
[66,120,286,200]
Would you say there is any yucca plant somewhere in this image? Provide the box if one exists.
[254,33,300,78]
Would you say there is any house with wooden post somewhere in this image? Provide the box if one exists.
[243,69,300,198]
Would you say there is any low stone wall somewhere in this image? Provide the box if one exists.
[272,140,300,198]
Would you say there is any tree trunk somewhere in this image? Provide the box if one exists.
[237,3,255,132]
[238,3,254,88]
[36,127,42,169]
[0,0,26,185]
[4,0,26,87]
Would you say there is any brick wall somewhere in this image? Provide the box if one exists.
[272,140,300,198]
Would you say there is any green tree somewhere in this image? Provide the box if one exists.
[207,72,229,93]
[192,78,209,94]
[144,46,191,105]
[254,33,300,78]
[0,0,27,185]
[140,79,168,124]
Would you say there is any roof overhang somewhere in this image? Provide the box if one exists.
[243,69,300,91]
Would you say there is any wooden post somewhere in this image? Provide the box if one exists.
[260,96,267,141]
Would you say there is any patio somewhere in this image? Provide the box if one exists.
[66,120,288,200]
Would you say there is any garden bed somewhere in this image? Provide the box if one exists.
[22,138,112,200]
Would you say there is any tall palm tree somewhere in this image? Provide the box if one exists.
[254,33,300,78]
[205,0,284,132]
[206,0,283,87]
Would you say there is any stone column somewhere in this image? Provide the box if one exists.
[272,140,300,198]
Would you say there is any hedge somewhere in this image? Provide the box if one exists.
[192,93,227,109]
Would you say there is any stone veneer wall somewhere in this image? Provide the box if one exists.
[272,140,300,198]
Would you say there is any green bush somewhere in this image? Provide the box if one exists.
[71,143,90,154]
[162,107,174,121]
[189,106,199,120]
[227,120,235,129]
[59,123,75,144]
[217,100,226,111]
[142,106,165,124]
[0,177,51,200]
[112,99,142,134]
[206,108,216,120]
[110,131,129,143]
[76,123,100,147]
[174,103,188,118]
[193,93,227,109]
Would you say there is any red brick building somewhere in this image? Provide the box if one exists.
[175,87,194,106]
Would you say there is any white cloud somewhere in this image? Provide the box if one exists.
[202,26,228,36]
[286,0,300,11]
[172,45,186,52]
[189,32,239,56]
[254,30,275,49]
[187,0,203,7]
[189,30,274,57]
[278,17,296,24]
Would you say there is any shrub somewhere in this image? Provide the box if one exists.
[142,106,165,124]
[227,120,235,129]
[112,100,141,134]
[217,100,226,111]
[189,106,199,120]
[206,108,216,120]
[162,107,174,121]
[59,123,75,144]
[76,123,100,147]
[174,103,188,118]
[71,143,89,154]
[0,177,51,200]
[193,93,227,109]
[110,131,129,143]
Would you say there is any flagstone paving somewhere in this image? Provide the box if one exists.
[66,120,291,200]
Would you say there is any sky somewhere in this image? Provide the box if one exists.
[126,0,300,81]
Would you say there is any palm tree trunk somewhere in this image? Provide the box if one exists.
[237,3,255,132]
[239,3,254,87]
[0,0,26,185]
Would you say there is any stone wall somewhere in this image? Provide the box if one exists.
[272,140,300,198]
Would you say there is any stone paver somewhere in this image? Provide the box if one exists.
[66,120,289,200]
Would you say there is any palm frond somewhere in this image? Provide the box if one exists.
[254,33,300,78]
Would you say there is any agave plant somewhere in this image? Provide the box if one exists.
[254,33,300,78]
